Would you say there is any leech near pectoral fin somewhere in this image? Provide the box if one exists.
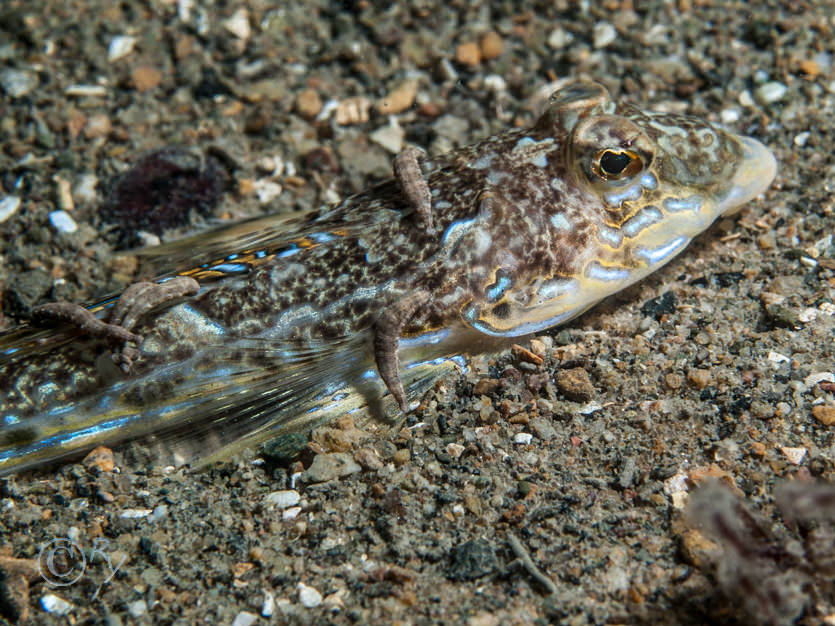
[394,146,435,236]
[110,276,199,330]
[31,303,141,344]
[374,290,431,412]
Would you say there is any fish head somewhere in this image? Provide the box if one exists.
[460,82,776,338]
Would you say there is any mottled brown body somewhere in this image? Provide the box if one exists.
[0,83,775,474]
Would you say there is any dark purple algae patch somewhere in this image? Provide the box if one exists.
[101,147,227,240]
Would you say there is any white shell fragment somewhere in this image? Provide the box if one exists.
[108,35,137,62]
[48,210,78,233]
[0,196,21,223]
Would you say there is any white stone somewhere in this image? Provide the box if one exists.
[48,210,77,233]
[767,351,790,367]
[264,490,301,509]
[593,22,617,48]
[297,582,323,608]
[445,443,465,459]
[282,506,302,520]
[1,68,38,98]
[40,594,72,616]
[484,74,507,92]
[120,508,152,519]
[74,174,98,204]
[754,82,787,105]
[780,446,807,465]
[108,36,137,62]
[127,600,148,618]
[513,432,533,445]
[0,196,21,223]
[720,108,740,124]
[547,27,573,49]
[65,84,107,98]
[231,611,258,626]
[261,591,276,617]
[794,131,811,147]
[805,372,835,387]
[223,8,251,40]
[738,89,754,107]
[255,180,282,204]
[369,118,404,154]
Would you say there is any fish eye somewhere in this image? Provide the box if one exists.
[594,149,643,180]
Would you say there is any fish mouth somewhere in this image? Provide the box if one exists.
[717,135,777,216]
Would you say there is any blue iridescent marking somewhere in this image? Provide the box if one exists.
[635,236,688,265]
[441,217,477,248]
[663,195,703,212]
[209,263,249,274]
[361,369,378,380]
[276,245,301,258]
[471,154,495,169]
[227,253,239,261]
[604,183,642,208]
[596,225,623,248]
[539,277,578,300]
[486,275,512,302]
[2,347,19,356]
[309,232,337,244]
[622,206,663,238]
[640,172,658,190]
[400,327,451,348]
[585,261,631,282]
[3,415,20,425]
[255,249,268,258]
[464,302,582,338]
[514,137,536,150]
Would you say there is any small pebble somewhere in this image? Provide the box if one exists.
[48,210,78,234]
[593,22,617,48]
[754,81,787,105]
[107,35,136,62]
[686,368,712,390]
[73,174,98,204]
[547,27,573,49]
[1,68,38,98]
[737,89,755,107]
[254,180,282,204]
[264,490,301,509]
[54,175,74,211]
[812,405,835,426]
[720,108,740,124]
[298,582,323,608]
[301,453,361,483]
[132,66,162,92]
[793,131,810,147]
[376,80,418,115]
[479,31,503,60]
[40,594,72,616]
[120,508,152,519]
[369,119,404,154]
[555,367,595,401]
[334,97,371,125]
[446,443,465,459]
[83,446,115,472]
[456,41,481,66]
[513,432,533,445]
[780,446,807,465]
[296,88,323,119]
[231,611,258,626]
[0,196,21,223]
[84,114,112,139]
[262,591,276,618]
[223,8,251,40]
[393,448,410,466]
[127,600,147,618]
[65,84,107,98]
[282,506,302,520]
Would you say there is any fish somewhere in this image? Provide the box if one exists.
[0,82,777,476]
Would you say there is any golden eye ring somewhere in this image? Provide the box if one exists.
[593,149,643,180]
